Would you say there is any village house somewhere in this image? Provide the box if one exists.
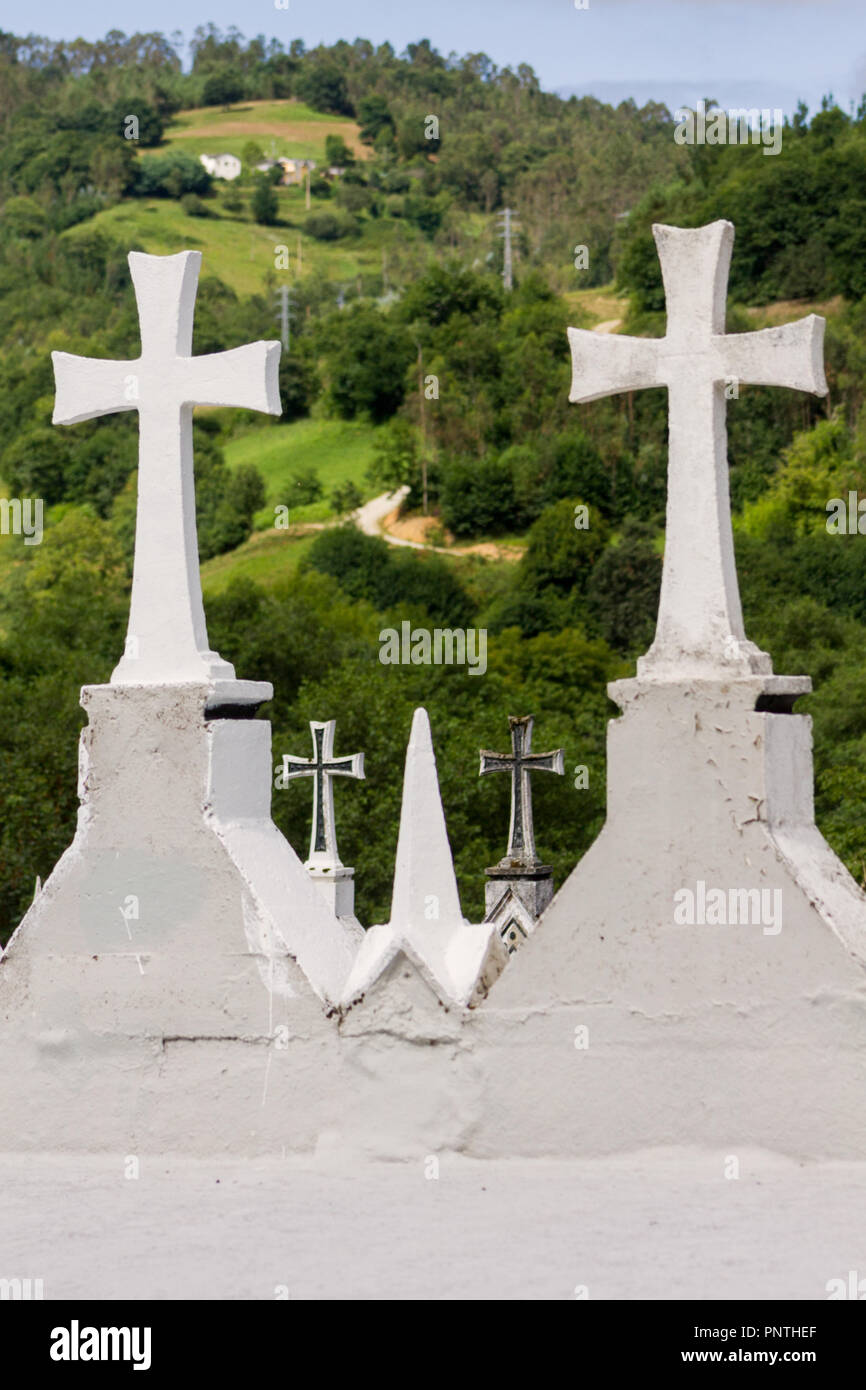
[256,156,317,186]
[198,152,242,181]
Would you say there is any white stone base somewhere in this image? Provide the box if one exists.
[485,677,866,1157]
[0,683,359,1151]
[306,865,360,928]
[3,677,866,1161]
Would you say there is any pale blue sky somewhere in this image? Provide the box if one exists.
[4,0,864,117]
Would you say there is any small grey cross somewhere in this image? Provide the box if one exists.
[282,721,364,869]
[479,716,564,868]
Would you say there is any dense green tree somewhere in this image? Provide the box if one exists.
[367,417,420,492]
[136,150,212,198]
[585,520,662,655]
[294,61,351,116]
[324,134,354,166]
[439,454,515,537]
[519,498,609,601]
[357,93,395,145]
[304,525,474,627]
[202,71,244,108]
[319,304,413,421]
[278,348,321,422]
[288,466,323,505]
[330,480,364,515]
[251,176,279,225]
[2,195,47,239]
[304,210,354,240]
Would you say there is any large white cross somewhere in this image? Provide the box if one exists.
[568,221,827,679]
[52,251,281,689]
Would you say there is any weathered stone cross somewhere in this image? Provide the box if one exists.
[567,220,827,678]
[282,721,365,869]
[52,251,281,689]
[480,716,564,868]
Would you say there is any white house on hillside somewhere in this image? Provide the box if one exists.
[199,153,242,181]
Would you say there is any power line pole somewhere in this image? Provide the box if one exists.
[417,343,428,516]
[496,207,519,291]
[275,284,292,353]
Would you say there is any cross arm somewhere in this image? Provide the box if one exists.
[281,756,315,778]
[719,315,828,395]
[51,352,136,425]
[567,327,662,403]
[479,752,512,775]
[328,753,365,779]
[525,751,565,775]
[181,341,282,415]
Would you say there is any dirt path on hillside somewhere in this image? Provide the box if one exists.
[354,489,522,561]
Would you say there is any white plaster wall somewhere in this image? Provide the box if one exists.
[3,680,866,1162]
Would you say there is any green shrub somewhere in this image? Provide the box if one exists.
[305,210,355,241]
[180,193,212,218]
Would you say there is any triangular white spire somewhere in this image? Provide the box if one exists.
[390,708,463,930]
[342,708,501,1007]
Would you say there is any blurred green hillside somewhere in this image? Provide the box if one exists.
[3,28,866,940]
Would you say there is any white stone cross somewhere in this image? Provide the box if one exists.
[282,721,364,870]
[52,251,281,691]
[567,220,827,679]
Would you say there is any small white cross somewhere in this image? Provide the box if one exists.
[52,251,281,688]
[282,721,364,870]
[567,221,827,678]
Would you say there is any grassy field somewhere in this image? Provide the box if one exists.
[143,99,370,164]
[64,198,290,297]
[63,189,424,298]
[58,96,448,301]
[225,416,382,525]
[201,528,317,595]
[564,284,629,328]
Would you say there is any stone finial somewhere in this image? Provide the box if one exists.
[479,715,564,869]
[479,715,564,952]
[281,721,364,871]
[567,220,827,681]
[281,720,365,925]
[342,708,501,1007]
[52,251,281,697]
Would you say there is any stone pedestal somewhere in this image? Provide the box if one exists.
[308,864,360,928]
[484,865,555,951]
[0,682,361,1151]
[484,865,555,919]
[485,673,866,1156]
